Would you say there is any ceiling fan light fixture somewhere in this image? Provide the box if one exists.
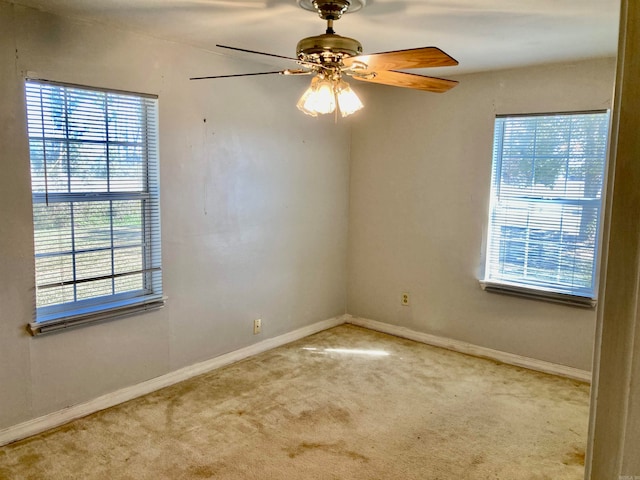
[297,75,363,118]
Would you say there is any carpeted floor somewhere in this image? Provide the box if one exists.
[0,325,590,479]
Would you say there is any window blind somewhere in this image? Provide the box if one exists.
[484,111,609,302]
[25,80,163,333]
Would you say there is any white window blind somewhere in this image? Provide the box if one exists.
[483,111,609,304]
[25,80,163,334]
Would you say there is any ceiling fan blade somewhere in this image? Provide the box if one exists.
[343,47,458,72]
[351,70,458,93]
[190,69,311,80]
[216,44,299,63]
[190,71,284,80]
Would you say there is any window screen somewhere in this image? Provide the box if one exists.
[484,111,609,302]
[25,80,163,332]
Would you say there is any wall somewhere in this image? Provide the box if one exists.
[348,58,616,370]
[0,2,350,430]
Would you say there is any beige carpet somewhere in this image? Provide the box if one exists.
[0,325,589,479]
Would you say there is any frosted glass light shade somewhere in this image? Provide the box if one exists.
[336,80,363,117]
[296,84,318,117]
[311,78,336,114]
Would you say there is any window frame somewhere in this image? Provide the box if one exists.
[24,79,164,335]
[481,110,610,307]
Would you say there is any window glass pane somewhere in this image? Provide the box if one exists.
[33,203,73,254]
[29,140,70,193]
[485,112,609,298]
[114,246,143,274]
[66,88,106,141]
[69,142,108,192]
[77,279,113,301]
[37,284,75,308]
[28,140,46,192]
[26,84,67,139]
[73,202,112,251]
[499,156,533,191]
[112,200,143,247]
[115,275,144,294]
[35,255,74,297]
[108,95,144,142]
[109,145,144,192]
[75,249,112,282]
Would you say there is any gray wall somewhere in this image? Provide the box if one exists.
[348,59,616,370]
[0,3,350,430]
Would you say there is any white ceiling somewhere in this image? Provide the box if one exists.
[11,0,620,77]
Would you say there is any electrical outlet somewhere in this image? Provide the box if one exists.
[253,318,262,335]
[401,293,410,306]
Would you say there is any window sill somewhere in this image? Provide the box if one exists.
[27,295,166,336]
[480,280,596,308]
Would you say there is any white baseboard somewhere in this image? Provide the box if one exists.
[346,316,592,383]
[1,314,590,447]
[0,314,347,447]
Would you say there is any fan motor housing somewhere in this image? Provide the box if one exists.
[297,33,363,65]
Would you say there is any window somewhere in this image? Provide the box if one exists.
[25,80,163,335]
[482,111,610,306]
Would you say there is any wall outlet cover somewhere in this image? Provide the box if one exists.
[253,318,262,335]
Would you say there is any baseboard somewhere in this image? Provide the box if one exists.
[346,316,592,383]
[0,314,348,447]
[1,314,590,446]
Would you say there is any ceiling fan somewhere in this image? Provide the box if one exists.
[190,0,459,117]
